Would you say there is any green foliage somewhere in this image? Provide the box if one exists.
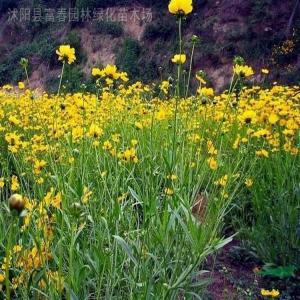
[143,19,176,40]
[0,29,57,85]
[115,38,159,83]
[232,151,300,267]
[0,43,35,85]
[46,65,85,93]
[64,31,86,64]
[261,265,297,279]
[116,38,141,80]
[92,21,124,38]
[250,0,273,24]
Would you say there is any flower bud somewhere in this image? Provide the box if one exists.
[191,35,201,44]
[9,194,25,213]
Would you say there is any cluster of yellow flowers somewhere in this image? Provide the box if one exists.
[92,64,129,85]
[261,288,280,298]
[0,1,299,297]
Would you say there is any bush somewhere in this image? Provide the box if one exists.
[0,43,36,85]
[92,21,124,38]
[232,151,300,267]
[64,31,86,64]
[116,38,141,80]
[143,20,176,40]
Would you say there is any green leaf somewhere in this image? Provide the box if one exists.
[113,235,138,266]
[261,265,296,279]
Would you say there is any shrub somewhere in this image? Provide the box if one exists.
[64,31,86,64]
[143,19,176,40]
[232,151,300,267]
[0,43,36,85]
[116,38,141,80]
[92,21,124,38]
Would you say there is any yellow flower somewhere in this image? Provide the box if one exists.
[268,113,279,125]
[11,175,20,191]
[18,82,25,90]
[103,64,119,79]
[256,149,269,158]
[239,110,257,124]
[33,159,47,175]
[198,87,214,97]
[36,177,44,185]
[135,121,144,130]
[261,289,280,298]
[207,157,218,170]
[131,139,138,146]
[13,245,22,253]
[261,68,269,75]
[233,65,254,77]
[0,273,5,283]
[81,186,92,204]
[92,67,104,77]
[196,73,206,85]
[56,45,76,64]
[167,174,178,181]
[245,178,253,188]
[0,177,4,188]
[169,0,193,15]
[171,54,187,64]
[165,188,174,196]
[214,175,228,187]
[52,192,62,209]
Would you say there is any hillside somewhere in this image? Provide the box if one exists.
[0,0,299,92]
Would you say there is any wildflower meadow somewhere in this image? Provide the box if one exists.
[0,0,299,299]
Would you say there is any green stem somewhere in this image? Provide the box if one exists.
[171,16,183,170]
[57,62,65,96]
[177,16,183,98]
[25,68,29,86]
[5,223,14,300]
[185,42,195,98]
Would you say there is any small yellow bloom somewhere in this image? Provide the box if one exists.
[171,54,187,64]
[135,122,143,130]
[261,288,280,298]
[169,0,193,15]
[198,87,214,97]
[165,188,174,196]
[81,186,92,204]
[131,139,138,146]
[56,45,76,64]
[207,157,218,170]
[0,177,4,188]
[256,149,269,158]
[233,65,254,77]
[36,177,44,185]
[167,174,178,181]
[268,114,279,125]
[245,178,253,188]
[0,273,5,283]
[13,245,22,253]
[18,82,25,90]
[196,73,206,85]
[11,175,20,191]
[214,175,228,187]
[92,67,104,77]
[261,68,269,75]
